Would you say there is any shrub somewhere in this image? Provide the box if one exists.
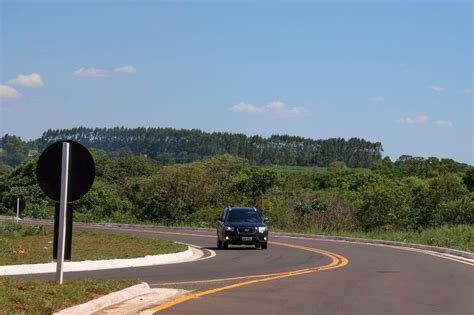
[314,192,358,231]
[72,180,133,222]
[436,195,474,226]
[22,200,54,219]
[186,207,222,227]
[0,221,45,237]
[357,180,411,231]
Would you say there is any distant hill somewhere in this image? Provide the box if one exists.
[29,127,383,168]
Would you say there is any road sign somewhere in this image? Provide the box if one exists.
[37,140,95,202]
[36,140,95,284]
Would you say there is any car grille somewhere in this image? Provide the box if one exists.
[237,227,257,234]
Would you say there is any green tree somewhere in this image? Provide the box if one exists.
[357,179,411,231]
[428,174,469,205]
[463,167,474,191]
[0,135,29,167]
[329,161,348,174]
[436,194,474,225]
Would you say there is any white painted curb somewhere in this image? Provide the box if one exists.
[0,247,194,276]
[54,282,151,314]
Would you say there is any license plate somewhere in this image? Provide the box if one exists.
[242,237,252,241]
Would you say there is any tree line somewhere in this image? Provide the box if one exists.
[30,126,383,167]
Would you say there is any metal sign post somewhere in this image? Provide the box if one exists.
[56,142,70,284]
[16,198,20,223]
[36,139,95,285]
[10,197,25,222]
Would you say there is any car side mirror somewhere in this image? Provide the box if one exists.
[217,217,223,222]
[264,217,270,223]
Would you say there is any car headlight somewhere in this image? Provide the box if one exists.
[258,226,268,233]
[224,226,235,231]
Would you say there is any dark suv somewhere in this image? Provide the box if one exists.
[217,207,268,249]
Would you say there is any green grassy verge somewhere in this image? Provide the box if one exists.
[0,278,140,314]
[271,224,474,252]
[0,221,187,265]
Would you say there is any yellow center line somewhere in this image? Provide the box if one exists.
[69,224,349,313]
[155,241,347,286]
[77,226,349,277]
[148,236,349,313]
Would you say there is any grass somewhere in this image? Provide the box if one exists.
[0,278,141,314]
[0,221,187,265]
[271,224,474,252]
[0,221,184,314]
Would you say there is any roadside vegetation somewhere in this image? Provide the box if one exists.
[1,141,473,252]
[272,225,473,252]
[0,221,186,265]
[0,277,140,314]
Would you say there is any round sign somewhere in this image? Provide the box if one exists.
[10,197,26,212]
[36,140,95,202]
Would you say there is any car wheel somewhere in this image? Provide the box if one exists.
[217,238,222,249]
[261,242,268,250]
[223,241,229,249]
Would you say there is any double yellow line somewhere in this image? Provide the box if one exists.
[150,240,349,312]
[60,224,349,312]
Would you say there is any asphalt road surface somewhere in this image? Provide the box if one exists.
[9,220,474,315]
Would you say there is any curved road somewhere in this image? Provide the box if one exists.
[15,222,474,314]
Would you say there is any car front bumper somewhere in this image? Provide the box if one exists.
[223,231,268,245]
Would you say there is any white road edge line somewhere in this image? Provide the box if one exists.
[274,235,474,266]
[1,217,470,266]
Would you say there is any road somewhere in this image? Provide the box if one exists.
[10,221,474,314]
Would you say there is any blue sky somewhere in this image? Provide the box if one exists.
[0,1,472,164]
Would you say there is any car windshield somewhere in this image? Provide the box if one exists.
[227,210,262,223]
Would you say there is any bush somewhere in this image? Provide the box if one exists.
[329,161,348,174]
[186,207,222,227]
[463,167,474,191]
[0,221,45,237]
[315,192,357,231]
[401,177,434,229]
[357,180,411,231]
[436,195,474,226]
[22,200,54,219]
[72,180,133,222]
[429,173,469,204]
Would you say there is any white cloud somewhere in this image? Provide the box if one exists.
[0,85,22,99]
[463,88,472,94]
[430,85,444,92]
[8,73,44,87]
[230,102,265,113]
[267,101,286,110]
[398,115,428,125]
[434,120,453,128]
[73,67,108,77]
[230,101,311,117]
[113,65,136,73]
[371,96,384,103]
